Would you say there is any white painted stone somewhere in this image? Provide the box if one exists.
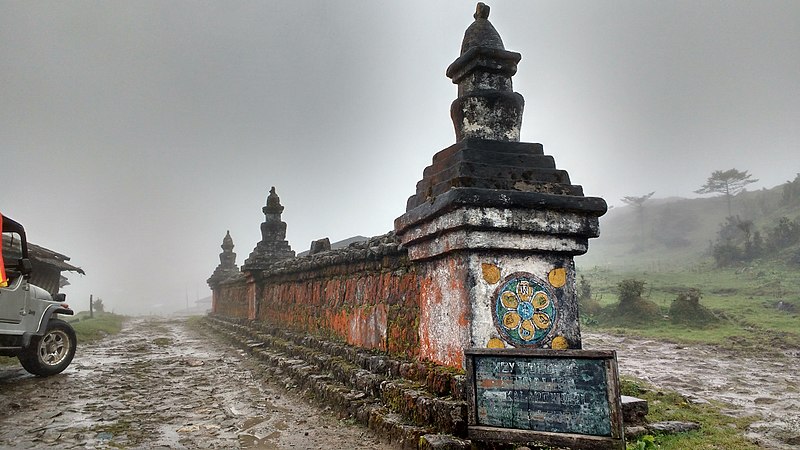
[407,229,587,261]
[399,207,598,247]
[417,259,471,367]
[466,253,580,351]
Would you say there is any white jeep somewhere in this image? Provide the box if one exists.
[0,214,77,376]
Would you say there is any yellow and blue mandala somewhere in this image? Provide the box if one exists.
[493,273,557,346]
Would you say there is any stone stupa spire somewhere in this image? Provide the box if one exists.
[242,186,295,271]
[207,230,239,288]
[446,2,524,142]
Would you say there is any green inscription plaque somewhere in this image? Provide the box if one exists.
[465,349,624,450]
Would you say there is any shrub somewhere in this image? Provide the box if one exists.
[577,274,603,316]
[765,217,800,251]
[617,279,646,308]
[614,279,661,323]
[578,275,592,302]
[711,216,765,266]
[669,288,718,326]
[712,241,743,267]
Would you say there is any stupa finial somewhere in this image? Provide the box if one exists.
[474,2,489,20]
[447,3,524,142]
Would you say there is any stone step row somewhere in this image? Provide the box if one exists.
[242,317,467,398]
[207,317,467,435]
[203,317,472,449]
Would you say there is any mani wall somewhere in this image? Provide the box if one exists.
[208,4,606,370]
[210,226,420,357]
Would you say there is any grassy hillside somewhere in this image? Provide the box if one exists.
[579,175,800,271]
[575,176,800,350]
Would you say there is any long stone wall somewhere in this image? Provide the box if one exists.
[212,233,422,358]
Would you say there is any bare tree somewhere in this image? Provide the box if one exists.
[695,169,758,217]
[621,192,655,250]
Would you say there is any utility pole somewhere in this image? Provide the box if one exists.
[89,294,93,318]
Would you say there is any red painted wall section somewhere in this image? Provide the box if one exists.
[247,278,257,320]
[213,281,249,318]
[416,255,471,368]
[214,250,420,358]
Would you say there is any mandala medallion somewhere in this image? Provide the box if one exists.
[492,273,558,346]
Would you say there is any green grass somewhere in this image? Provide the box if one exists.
[577,264,798,447]
[578,263,800,352]
[621,377,759,450]
[1,312,126,367]
[69,312,126,344]
[0,356,17,366]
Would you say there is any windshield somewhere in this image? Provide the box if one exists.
[2,232,23,262]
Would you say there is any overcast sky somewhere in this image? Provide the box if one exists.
[2,1,798,315]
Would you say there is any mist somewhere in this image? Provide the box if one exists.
[2,0,798,315]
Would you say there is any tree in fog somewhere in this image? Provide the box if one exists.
[621,192,655,251]
[782,173,800,207]
[695,169,758,217]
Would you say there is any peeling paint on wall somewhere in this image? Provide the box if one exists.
[348,303,388,350]
[417,257,472,368]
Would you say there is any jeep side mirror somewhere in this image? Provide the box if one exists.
[55,293,67,302]
[19,258,32,276]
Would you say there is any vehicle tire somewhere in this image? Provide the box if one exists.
[18,319,77,376]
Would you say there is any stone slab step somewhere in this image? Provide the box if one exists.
[207,316,468,436]
[204,317,450,448]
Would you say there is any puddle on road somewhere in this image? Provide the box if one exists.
[585,332,800,449]
[240,415,268,431]
[239,429,281,449]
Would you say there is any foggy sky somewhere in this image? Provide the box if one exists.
[2,1,798,315]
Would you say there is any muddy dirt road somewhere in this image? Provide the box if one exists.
[2,318,797,449]
[584,332,800,450]
[0,317,394,449]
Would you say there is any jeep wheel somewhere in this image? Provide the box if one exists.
[19,319,77,376]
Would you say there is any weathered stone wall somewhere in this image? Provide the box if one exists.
[213,276,249,319]
[213,233,422,358]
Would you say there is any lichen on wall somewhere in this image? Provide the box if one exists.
[416,256,473,368]
[212,232,421,358]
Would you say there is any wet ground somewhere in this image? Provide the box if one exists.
[0,317,395,449]
[2,318,797,449]
[584,332,800,449]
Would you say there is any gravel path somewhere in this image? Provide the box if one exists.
[0,317,395,449]
[584,332,800,449]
